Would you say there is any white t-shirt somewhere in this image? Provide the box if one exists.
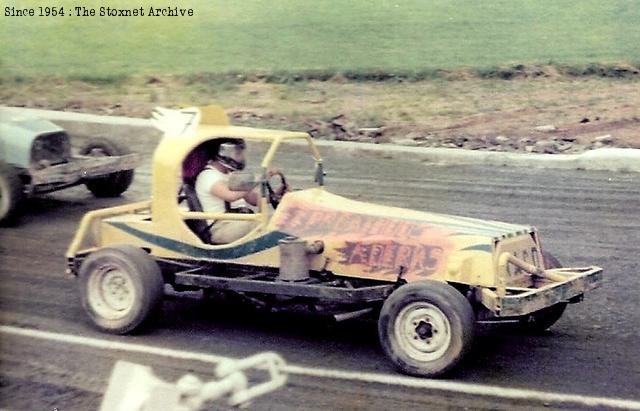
[195,167,228,213]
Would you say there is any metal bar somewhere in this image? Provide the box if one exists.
[304,134,323,162]
[174,272,394,303]
[258,196,270,226]
[30,153,142,185]
[179,210,262,222]
[30,181,83,195]
[65,200,151,260]
[334,307,374,322]
[480,265,603,317]
[499,252,569,283]
[496,252,509,297]
[261,138,282,168]
[235,272,270,280]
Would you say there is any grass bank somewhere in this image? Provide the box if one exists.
[2,0,639,79]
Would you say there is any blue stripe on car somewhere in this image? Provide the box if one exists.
[109,222,288,259]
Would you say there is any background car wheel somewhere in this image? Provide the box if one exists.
[0,160,24,225]
[378,280,475,377]
[515,251,567,333]
[78,245,163,334]
[80,138,134,197]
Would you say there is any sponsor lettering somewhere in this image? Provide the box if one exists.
[338,241,444,277]
[277,206,428,239]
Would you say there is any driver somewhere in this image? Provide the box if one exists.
[195,138,286,244]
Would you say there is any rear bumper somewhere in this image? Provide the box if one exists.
[29,153,141,186]
[479,266,603,317]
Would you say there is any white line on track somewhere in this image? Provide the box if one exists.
[2,325,639,410]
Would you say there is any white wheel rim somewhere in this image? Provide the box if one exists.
[87,264,136,320]
[394,302,452,362]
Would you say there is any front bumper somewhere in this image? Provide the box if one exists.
[29,153,142,186]
[478,266,603,317]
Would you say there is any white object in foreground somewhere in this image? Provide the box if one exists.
[99,352,287,411]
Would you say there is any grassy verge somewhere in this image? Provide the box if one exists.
[2,0,639,78]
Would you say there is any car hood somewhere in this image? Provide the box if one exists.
[269,188,533,282]
[271,188,531,240]
[0,113,67,167]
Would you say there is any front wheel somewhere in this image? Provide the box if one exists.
[378,281,475,377]
[80,138,134,197]
[78,245,163,334]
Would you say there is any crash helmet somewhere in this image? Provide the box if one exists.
[215,138,246,171]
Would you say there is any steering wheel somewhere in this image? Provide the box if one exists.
[265,171,288,208]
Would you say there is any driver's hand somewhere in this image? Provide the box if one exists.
[276,181,290,196]
[266,168,280,178]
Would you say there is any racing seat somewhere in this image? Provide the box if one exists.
[178,183,213,244]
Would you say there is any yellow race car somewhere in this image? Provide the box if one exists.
[67,106,602,377]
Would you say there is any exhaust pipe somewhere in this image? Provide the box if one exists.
[278,236,324,282]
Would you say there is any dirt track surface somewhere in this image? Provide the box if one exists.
[1,144,639,410]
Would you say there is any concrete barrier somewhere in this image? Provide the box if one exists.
[315,140,640,173]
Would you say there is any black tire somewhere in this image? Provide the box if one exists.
[80,138,134,197]
[515,251,567,333]
[378,280,475,377]
[78,245,163,334]
[0,161,24,225]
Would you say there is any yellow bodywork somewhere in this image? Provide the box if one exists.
[67,105,602,317]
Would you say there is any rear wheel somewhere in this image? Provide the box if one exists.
[80,138,134,197]
[378,280,475,377]
[0,161,23,225]
[78,245,163,334]
[515,251,567,333]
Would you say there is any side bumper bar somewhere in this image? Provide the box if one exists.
[175,269,395,303]
[30,153,142,185]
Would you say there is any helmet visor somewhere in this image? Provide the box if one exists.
[217,142,246,170]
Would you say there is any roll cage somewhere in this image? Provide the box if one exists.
[153,121,324,248]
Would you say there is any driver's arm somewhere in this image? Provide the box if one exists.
[210,181,259,206]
